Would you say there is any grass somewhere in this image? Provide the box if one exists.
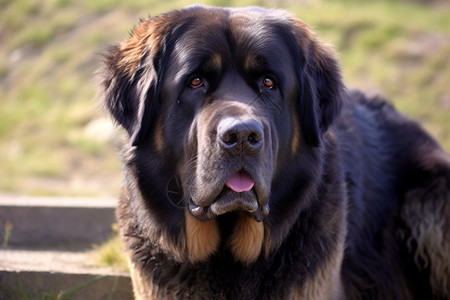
[2,220,13,247]
[92,234,129,271]
[0,0,449,197]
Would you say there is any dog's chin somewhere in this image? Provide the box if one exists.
[188,187,269,222]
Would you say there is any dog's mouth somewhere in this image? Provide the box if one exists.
[225,170,255,193]
[188,170,269,222]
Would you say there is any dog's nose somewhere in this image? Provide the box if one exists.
[217,118,263,155]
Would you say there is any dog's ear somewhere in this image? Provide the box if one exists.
[290,18,344,147]
[97,17,170,145]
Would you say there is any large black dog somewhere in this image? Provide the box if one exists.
[98,5,450,299]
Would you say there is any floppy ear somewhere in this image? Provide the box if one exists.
[291,18,344,147]
[97,17,169,145]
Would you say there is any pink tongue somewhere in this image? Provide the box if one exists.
[226,171,254,193]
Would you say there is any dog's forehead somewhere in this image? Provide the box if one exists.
[229,6,293,24]
[183,6,294,37]
[169,6,296,74]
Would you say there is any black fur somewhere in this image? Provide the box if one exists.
[98,5,450,299]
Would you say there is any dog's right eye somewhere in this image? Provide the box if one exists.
[190,76,204,88]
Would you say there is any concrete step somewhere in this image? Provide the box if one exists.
[0,195,117,249]
[0,248,133,299]
[0,196,133,299]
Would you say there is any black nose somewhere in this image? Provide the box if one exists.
[217,118,263,155]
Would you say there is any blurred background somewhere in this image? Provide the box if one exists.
[1,0,449,198]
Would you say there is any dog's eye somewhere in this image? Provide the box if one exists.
[262,76,276,89]
[190,77,204,88]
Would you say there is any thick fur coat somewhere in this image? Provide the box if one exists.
[97,5,450,299]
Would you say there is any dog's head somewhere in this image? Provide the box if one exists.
[98,5,343,263]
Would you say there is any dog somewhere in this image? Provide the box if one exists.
[97,5,450,299]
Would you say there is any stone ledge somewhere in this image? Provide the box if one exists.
[0,248,132,299]
[0,271,133,300]
[0,196,117,249]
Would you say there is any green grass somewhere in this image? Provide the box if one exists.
[0,0,449,196]
[2,220,13,247]
[92,234,129,271]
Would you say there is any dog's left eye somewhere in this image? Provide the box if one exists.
[190,77,204,88]
[262,76,276,89]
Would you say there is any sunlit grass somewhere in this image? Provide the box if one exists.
[92,226,128,271]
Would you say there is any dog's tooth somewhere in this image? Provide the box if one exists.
[189,202,204,216]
